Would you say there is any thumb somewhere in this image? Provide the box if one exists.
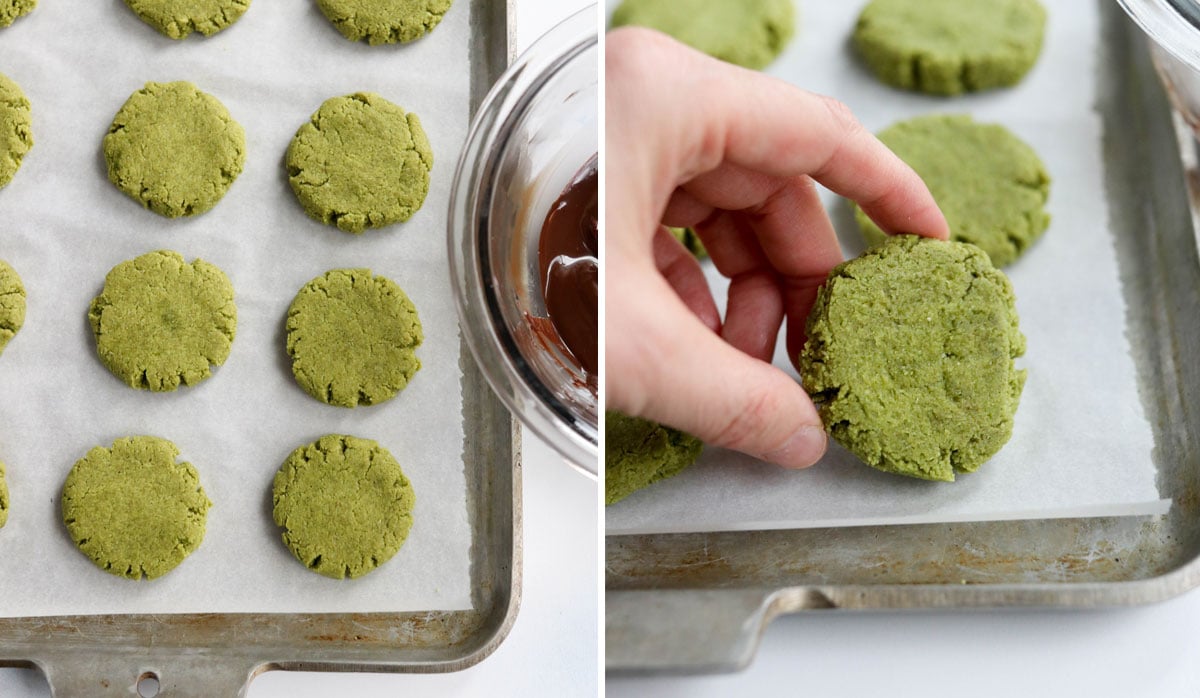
[607,268,827,469]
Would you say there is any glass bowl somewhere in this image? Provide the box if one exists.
[448,5,598,475]
[1119,0,1200,133]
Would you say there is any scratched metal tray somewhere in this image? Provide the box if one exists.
[607,2,1200,674]
[0,2,520,695]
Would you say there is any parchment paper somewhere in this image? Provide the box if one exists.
[606,0,1171,534]
[0,0,474,614]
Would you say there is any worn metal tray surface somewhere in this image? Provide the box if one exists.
[0,2,520,696]
[606,3,1200,673]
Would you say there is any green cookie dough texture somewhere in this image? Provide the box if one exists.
[62,436,211,580]
[0,0,34,28]
[123,0,251,39]
[89,250,237,391]
[287,93,432,234]
[611,0,794,70]
[317,0,452,45]
[0,259,25,357]
[0,73,32,189]
[104,81,245,218]
[287,268,423,407]
[0,460,8,529]
[855,115,1050,267]
[669,227,708,259]
[853,0,1046,95]
[273,434,415,579]
[606,411,703,505]
[800,235,1026,482]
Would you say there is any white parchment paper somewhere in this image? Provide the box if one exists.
[606,0,1170,534]
[0,0,474,614]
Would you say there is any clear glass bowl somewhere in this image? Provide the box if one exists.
[448,6,598,475]
[1119,0,1200,133]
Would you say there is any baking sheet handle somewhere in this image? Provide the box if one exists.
[606,589,804,674]
[38,653,260,697]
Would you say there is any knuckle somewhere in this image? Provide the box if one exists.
[818,95,865,138]
[713,388,783,453]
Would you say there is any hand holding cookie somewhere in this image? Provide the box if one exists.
[605,28,949,470]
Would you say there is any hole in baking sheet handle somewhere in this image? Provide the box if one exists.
[136,672,160,697]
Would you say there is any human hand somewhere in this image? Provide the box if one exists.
[605,28,950,469]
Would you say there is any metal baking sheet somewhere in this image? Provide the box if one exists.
[0,0,520,694]
[606,0,1200,673]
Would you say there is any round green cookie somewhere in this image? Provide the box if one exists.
[605,411,703,505]
[611,0,795,70]
[122,0,251,39]
[287,93,432,234]
[104,81,246,218]
[799,235,1026,482]
[853,0,1046,95]
[0,460,9,529]
[0,259,25,357]
[0,0,34,28]
[0,73,32,189]
[62,436,211,580]
[316,0,452,45]
[286,268,422,407]
[273,434,415,579]
[89,250,237,392]
[854,115,1050,267]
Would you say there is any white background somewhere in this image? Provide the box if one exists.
[0,0,598,696]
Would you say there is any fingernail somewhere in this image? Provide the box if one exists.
[764,426,827,469]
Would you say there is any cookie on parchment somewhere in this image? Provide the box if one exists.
[316,0,453,45]
[123,0,251,39]
[611,0,795,70]
[104,81,246,217]
[799,235,1026,482]
[273,434,415,579]
[89,250,237,391]
[0,72,32,189]
[62,436,212,580]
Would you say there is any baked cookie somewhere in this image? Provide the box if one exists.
[853,0,1046,95]
[62,436,211,580]
[122,0,251,39]
[0,460,8,529]
[669,227,708,259]
[104,81,245,217]
[316,0,452,45]
[605,411,703,505]
[611,0,795,70]
[286,268,422,407]
[0,0,34,28]
[0,73,32,189]
[287,93,432,233]
[273,434,415,579]
[0,259,25,357]
[89,250,237,391]
[854,114,1050,267]
[799,235,1026,482]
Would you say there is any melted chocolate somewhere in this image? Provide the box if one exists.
[538,155,598,379]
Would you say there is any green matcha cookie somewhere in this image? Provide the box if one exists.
[0,73,32,189]
[104,81,245,218]
[853,0,1046,95]
[123,0,251,39]
[0,0,34,28]
[800,235,1026,482]
[0,259,25,357]
[286,268,422,407]
[611,0,795,70]
[316,0,452,45]
[89,250,237,391]
[0,460,8,529]
[669,227,708,259]
[854,115,1050,267]
[287,93,432,234]
[62,436,211,580]
[273,434,415,579]
[606,411,703,505]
